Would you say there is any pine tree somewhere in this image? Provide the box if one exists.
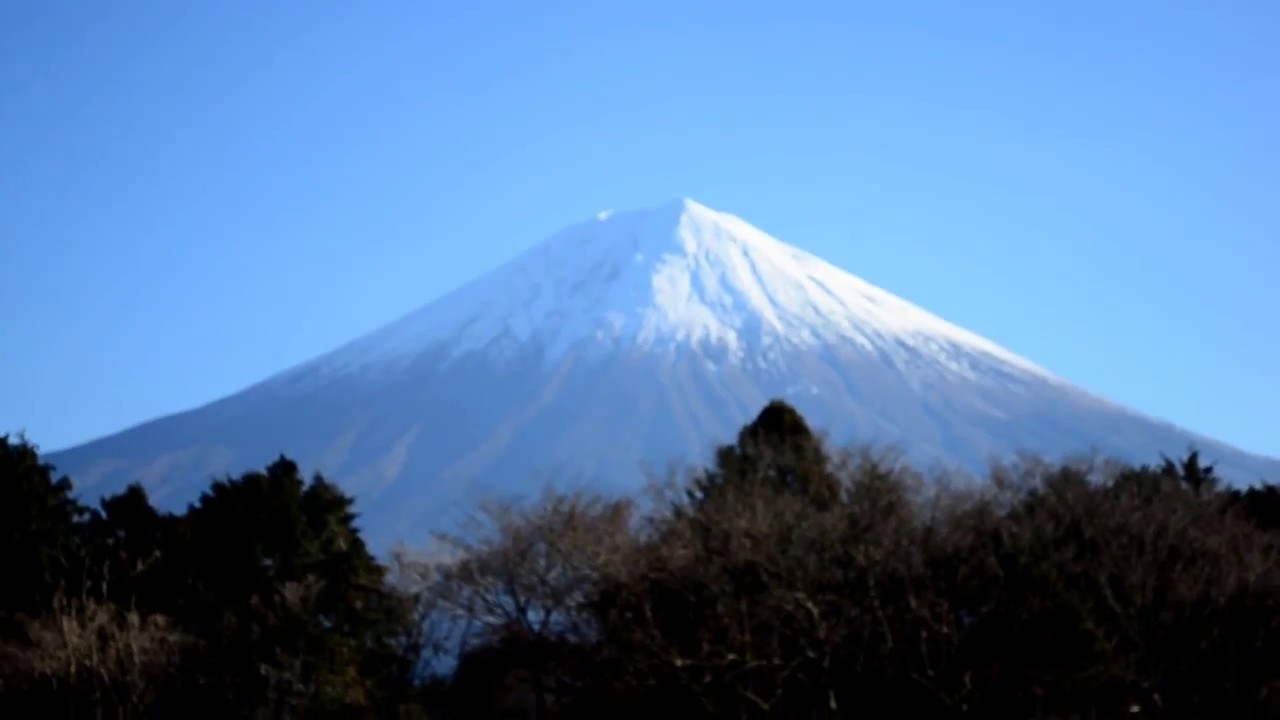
[687,399,840,510]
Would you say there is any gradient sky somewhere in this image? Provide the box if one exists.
[2,2,1277,459]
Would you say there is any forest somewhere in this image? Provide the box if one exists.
[2,399,1280,719]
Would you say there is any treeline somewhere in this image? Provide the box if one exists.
[3,401,1280,718]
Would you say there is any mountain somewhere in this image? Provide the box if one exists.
[46,198,1280,550]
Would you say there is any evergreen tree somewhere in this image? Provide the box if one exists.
[687,399,840,511]
[0,435,87,623]
[178,455,405,714]
[83,483,170,611]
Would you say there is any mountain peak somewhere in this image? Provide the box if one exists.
[575,197,804,281]
[595,197,742,234]
[304,200,1059,385]
[655,196,718,218]
[589,197,751,252]
[641,196,714,214]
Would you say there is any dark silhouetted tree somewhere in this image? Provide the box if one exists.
[0,435,87,624]
[688,399,841,512]
[174,455,409,714]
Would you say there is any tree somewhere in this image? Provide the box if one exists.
[176,456,408,714]
[429,489,635,718]
[0,435,87,624]
[586,410,935,717]
[686,399,841,515]
[82,484,171,614]
[0,438,190,718]
[1231,483,1280,534]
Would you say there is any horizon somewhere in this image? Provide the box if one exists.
[2,3,1277,459]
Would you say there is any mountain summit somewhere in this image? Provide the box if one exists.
[47,199,1280,550]
[301,197,1050,379]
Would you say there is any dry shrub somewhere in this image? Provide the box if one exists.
[2,594,192,717]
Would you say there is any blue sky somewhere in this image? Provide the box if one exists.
[1,2,1277,458]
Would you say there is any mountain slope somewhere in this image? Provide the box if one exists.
[46,199,1280,550]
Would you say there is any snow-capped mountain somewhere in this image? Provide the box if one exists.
[47,198,1280,550]
[303,198,1050,378]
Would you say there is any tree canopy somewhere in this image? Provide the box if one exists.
[3,402,1280,718]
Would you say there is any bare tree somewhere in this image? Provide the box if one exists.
[385,545,468,680]
[423,487,636,717]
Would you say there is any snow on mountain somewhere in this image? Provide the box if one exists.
[303,198,1052,380]
[45,198,1280,551]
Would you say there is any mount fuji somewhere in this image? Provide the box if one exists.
[46,198,1279,549]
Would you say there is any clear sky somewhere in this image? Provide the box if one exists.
[1,2,1276,458]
